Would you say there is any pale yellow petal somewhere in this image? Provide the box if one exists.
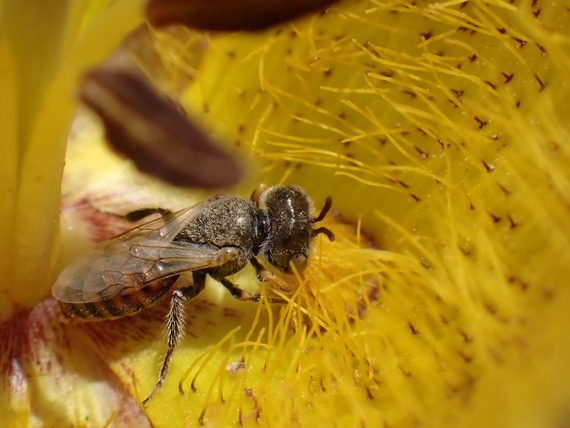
[0,0,146,309]
[0,300,150,427]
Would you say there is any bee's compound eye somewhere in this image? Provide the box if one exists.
[290,253,308,273]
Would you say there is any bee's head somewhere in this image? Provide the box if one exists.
[255,185,334,274]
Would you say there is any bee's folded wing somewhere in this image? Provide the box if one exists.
[52,240,237,303]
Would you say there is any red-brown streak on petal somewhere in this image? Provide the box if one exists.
[69,198,138,244]
[78,68,243,188]
[0,299,151,426]
[146,0,342,31]
[1,308,30,384]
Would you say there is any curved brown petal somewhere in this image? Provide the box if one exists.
[146,0,342,31]
[78,68,242,188]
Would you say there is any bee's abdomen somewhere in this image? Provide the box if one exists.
[58,277,178,320]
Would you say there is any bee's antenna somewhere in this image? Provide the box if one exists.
[250,184,268,206]
[312,226,335,241]
[312,196,332,223]
[311,196,334,241]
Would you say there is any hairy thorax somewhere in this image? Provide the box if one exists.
[175,195,263,277]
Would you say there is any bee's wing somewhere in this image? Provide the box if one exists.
[52,204,238,304]
[113,205,201,243]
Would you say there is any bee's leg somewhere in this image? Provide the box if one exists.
[122,207,171,222]
[142,277,206,406]
[87,202,171,222]
[250,257,298,295]
[216,262,290,304]
[218,277,262,302]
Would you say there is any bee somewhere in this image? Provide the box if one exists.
[52,184,334,404]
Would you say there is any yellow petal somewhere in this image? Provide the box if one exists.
[0,0,146,310]
[0,300,151,427]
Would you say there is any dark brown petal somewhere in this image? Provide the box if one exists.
[78,68,242,188]
[146,0,342,31]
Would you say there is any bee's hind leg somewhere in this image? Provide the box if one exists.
[86,202,171,223]
[142,275,206,406]
[122,207,172,222]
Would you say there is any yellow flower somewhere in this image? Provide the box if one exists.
[160,0,570,425]
[0,1,150,426]
[2,0,570,427]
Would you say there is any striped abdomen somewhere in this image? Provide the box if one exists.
[58,276,178,320]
